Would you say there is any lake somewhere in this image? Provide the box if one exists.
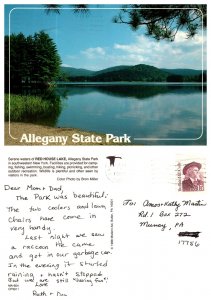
[55,83,206,145]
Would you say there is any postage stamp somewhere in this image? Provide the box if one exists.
[176,159,206,192]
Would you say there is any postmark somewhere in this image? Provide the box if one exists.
[105,156,126,182]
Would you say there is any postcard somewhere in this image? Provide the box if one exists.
[1,2,210,300]
[4,2,207,145]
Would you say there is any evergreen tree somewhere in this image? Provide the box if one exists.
[4,35,9,92]
[5,31,61,93]
[5,33,28,92]
[32,31,61,86]
[44,4,206,41]
[113,5,206,41]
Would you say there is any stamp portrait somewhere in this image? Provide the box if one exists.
[177,160,205,192]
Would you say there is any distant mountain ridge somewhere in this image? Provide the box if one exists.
[161,68,203,76]
[61,65,132,77]
[60,66,95,77]
[89,64,168,82]
[60,64,206,82]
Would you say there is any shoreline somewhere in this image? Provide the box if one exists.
[4,122,127,146]
[57,81,205,86]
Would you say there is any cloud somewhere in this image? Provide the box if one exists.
[81,47,106,58]
[61,63,72,67]
[63,30,206,71]
[174,31,204,44]
[112,32,206,69]
[114,43,145,54]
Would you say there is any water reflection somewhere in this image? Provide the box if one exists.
[55,84,206,145]
[57,83,204,101]
[33,89,62,127]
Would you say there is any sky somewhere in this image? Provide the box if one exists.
[4,4,206,71]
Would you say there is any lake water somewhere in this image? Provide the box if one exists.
[55,83,206,145]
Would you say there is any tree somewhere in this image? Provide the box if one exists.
[5,33,29,92]
[44,4,206,41]
[167,74,183,82]
[31,31,61,85]
[44,4,88,15]
[5,31,61,93]
[113,5,206,41]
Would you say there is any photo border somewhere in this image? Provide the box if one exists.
[6,6,206,143]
